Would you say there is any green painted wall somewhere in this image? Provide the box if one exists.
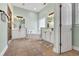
[72,4,79,47]
[39,3,55,19]
[13,6,38,34]
[0,3,8,55]
[38,3,55,32]
[73,25,79,47]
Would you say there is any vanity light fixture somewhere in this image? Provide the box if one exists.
[49,12,54,16]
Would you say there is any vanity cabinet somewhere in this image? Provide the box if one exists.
[41,28,54,44]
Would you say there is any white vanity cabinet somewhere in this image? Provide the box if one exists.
[41,28,54,44]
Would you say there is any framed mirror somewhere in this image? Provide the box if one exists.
[47,12,54,28]
[13,16,25,30]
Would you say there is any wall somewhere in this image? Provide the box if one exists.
[12,6,38,39]
[0,3,8,55]
[72,4,79,49]
[38,3,60,53]
[39,3,55,19]
[53,4,60,53]
[38,4,55,32]
[13,6,38,34]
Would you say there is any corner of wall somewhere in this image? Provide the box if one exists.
[73,45,79,51]
[0,45,8,56]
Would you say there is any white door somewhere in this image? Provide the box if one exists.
[61,3,72,52]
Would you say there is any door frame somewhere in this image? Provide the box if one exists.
[7,5,12,41]
[59,4,62,54]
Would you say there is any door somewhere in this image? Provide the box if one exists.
[61,3,72,53]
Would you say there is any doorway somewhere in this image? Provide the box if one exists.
[4,3,56,56]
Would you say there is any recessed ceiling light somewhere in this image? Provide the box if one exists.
[34,8,36,10]
[43,3,46,5]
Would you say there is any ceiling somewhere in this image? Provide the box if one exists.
[12,3,48,12]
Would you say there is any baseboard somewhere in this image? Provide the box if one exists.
[73,46,79,51]
[13,37,26,40]
[0,45,8,56]
[13,34,40,40]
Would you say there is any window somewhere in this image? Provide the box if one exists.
[39,17,45,31]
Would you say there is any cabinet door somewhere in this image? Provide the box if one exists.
[50,31,54,44]
[46,32,50,42]
[42,31,46,40]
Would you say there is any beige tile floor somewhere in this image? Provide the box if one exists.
[4,38,79,56]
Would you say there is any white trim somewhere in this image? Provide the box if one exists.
[8,40,12,44]
[73,46,79,51]
[0,45,8,56]
[53,48,60,54]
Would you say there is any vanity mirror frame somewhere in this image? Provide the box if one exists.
[46,12,55,29]
[13,16,25,30]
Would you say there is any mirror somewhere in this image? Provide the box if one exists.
[13,16,25,30]
[47,12,54,29]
